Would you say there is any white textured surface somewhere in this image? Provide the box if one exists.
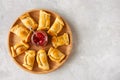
[0,0,120,80]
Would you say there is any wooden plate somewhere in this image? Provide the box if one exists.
[8,9,72,74]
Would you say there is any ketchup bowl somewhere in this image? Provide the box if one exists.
[31,30,48,46]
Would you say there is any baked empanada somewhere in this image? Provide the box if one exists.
[36,49,49,70]
[48,47,65,63]
[37,10,50,30]
[10,24,31,42]
[23,50,36,70]
[20,13,38,30]
[52,33,69,48]
[11,41,29,57]
[47,17,64,36]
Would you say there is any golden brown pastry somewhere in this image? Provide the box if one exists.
[37,10,50,30]
[47,16,64,36]
[52,33,69,48]
[19,13,38,30]
[48,47,65,63]
[10,24,31,42]
[23,50,36,70]
[36,49,49,70]
[10,41,29,57]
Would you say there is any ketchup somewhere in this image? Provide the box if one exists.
[31,31,48,46]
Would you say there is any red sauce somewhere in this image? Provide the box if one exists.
[31,31,48,46]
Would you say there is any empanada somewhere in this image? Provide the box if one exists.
[48,47,65,63]
[37,10,50,30]
[11,41,29,57]
[36,49,49,70]
[10,24,31,42]
[20,13,38,30]
[52,33,69,48]
[47,17,64,36]
[23,50,36,70]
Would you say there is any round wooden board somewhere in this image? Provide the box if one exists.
[8,9,72,74]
